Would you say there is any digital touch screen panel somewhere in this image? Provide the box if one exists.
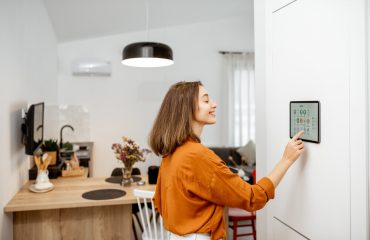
[290,101,320,143]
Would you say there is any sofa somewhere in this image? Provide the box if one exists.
[209,140,256,166]
[209,141,256,183]
[209,146,243,166]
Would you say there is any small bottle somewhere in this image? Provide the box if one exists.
[66,162,71,171]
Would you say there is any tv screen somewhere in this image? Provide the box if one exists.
[23,103,44,155]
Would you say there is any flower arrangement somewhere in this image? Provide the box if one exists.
[111,136,151,170]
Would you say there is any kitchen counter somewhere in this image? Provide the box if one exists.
[4,176,155,240]
[5,176,153,212]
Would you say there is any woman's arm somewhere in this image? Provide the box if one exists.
[267,130,305,188]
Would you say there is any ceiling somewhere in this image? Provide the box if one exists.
[43,0,252,42]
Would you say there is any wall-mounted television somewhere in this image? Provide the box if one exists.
[22,102,44,155]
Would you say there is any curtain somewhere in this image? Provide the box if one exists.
[222,53,255,147]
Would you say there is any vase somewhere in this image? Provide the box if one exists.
[35,169,53,189]
[121,166,133,186]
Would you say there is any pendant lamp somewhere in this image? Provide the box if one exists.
[121,42,173,67]
[121,2,174,68]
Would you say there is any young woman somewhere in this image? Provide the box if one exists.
[149,81,304,240]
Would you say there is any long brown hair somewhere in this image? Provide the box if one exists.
[149,81,202,156]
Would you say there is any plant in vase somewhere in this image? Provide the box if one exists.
[111,136,151,186]
[41,139,59,165]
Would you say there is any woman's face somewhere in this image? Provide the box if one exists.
[194,86,217,126]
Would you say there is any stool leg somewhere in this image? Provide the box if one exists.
[233,220,238,240]
[252,219,256,240]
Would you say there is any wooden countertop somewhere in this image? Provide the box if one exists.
[4,176,155,213]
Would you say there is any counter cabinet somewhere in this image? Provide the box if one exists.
[5,176,155,240]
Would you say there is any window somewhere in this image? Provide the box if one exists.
[223,53,255,146]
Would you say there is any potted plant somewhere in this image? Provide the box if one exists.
[61,142,73,151]
[42,139,59,165]
[60,141,75,160]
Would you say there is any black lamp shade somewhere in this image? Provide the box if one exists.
[121,42,174,67]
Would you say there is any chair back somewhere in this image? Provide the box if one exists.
[133,189,167,240]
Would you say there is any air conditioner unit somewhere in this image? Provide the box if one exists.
[72,61,112,77]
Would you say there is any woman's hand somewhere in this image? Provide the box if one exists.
[267,130,305,188]
[282,130,305,164]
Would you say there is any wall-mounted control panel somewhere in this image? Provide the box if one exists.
[290,101,320,143]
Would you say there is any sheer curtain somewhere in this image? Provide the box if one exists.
[222,53,255,147]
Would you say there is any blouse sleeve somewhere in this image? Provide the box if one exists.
[186,148,275,211]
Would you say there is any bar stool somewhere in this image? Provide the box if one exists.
[228,208,256,240]
[228,168,256,240]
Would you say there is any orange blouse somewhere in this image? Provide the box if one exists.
[153,140,275,240]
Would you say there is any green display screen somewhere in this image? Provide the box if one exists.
[290,101,320,143]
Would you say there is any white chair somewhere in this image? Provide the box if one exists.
[133,189,168,240]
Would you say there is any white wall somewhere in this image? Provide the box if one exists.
[0,0,58,239]
[368,0,370,236]
[57,15,254,177]
[255,0,368,239]
[254,1,269,239]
